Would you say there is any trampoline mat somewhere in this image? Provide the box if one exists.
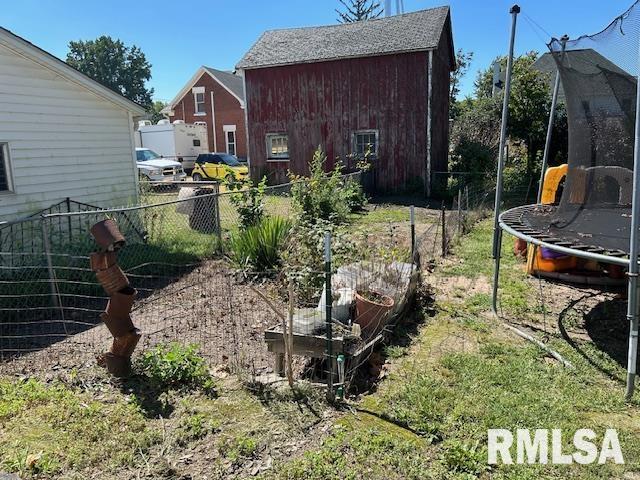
[501,204,632,257]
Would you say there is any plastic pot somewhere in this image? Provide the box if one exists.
[95,264,129,296]
[89,251,117,272]
[354,290,394,335]
[111,328,142,358]
[90,219,125,251]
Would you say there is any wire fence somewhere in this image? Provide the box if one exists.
[0,172,499,396]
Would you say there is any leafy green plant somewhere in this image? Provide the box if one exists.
[217,434,258,463]
[226,176,267,230]
[229,216,291,272]
[289,147,350,224]
[135,343,216,393]
[343,176,368,212]
[441,440,489,477]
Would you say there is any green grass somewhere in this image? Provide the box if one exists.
[0,378,159,478]
[269,219,640,479]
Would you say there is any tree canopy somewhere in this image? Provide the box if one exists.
[66,36,154,109]
[450,51,567,192]
[336,0,383,23]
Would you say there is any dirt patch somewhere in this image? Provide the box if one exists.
[0,259,285,378]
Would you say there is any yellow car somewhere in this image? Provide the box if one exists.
[191,153,249,182]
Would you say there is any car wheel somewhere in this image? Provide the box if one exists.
[225,173,235,183]
[192,173,203,182]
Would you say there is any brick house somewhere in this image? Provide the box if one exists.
[236,7,454,193]
[163,66,247,159]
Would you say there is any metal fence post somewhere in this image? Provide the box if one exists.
[441,201,446,257]
[456,189,463,237]
[214,182,223,255]
[41,217,64,324]
[410,205,416,261]
[324,232,334,402]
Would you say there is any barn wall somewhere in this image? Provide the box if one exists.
[170,72,247,159]
[430,22,454,189]
[0,43,138,219]
[244,52,430,191]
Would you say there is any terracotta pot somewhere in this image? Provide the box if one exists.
[89,251,117,272]
[95,264,129,295]
[111,328,142,358]
[102,352,132,378]
[104,287,137,325]
[90,219,125,251]
[100,310,136,338]
[354,290,394,335]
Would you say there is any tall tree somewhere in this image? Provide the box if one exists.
[336,0,383,23]
[450,49,474,119]
[147,101,168,125]
[66,36,154,108]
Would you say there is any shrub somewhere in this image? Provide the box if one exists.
[289,147,350,224]
[135,343,216,393]
[229,216,291,272]
[283,218,356,302]
[343,176,368,212]
[226,176,267,230]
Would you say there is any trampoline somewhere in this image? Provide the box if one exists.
[492,2,640,398]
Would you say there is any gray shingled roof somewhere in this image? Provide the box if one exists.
[236,6,450,70]
[203,66,245,100]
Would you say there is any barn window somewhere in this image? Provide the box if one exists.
[353,130,379,158]
[0,143,13,192]
[266,134,289,160]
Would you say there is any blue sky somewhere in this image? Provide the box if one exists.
[1,1,632,102]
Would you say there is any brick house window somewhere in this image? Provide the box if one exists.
[194,92,205,114]
[223,125,237,156]
[353,130,379,158]
[0,143,13,192]
[266,134,289,160]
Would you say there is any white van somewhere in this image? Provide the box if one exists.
[135,120,208,172]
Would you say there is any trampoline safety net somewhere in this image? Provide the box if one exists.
[521,1,640,255]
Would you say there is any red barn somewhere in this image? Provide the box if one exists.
[236,7,454,194]
[163,66,247,159]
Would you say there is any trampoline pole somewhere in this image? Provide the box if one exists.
[625,42,640,400]
[537,35,568,205]
[492,4,520,313]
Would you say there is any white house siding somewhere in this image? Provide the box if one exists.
[0,43,138,220]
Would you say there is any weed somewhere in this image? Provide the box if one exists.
[175,413,220,446]
[384,345,408,359]
[218,434,259,463]
[135,343,217,393]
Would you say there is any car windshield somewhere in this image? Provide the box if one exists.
[219,154,240,166]
[137,149,161,161]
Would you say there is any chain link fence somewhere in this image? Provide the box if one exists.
[0,172,496,396]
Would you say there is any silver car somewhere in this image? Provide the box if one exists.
[136,148,187,183]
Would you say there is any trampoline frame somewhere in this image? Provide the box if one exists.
[491,4,640,399]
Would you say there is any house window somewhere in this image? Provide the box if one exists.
[266,134,289,160]
[194,92,206,114]
[353,130,379,158]
[224,125,237,156]
[0,143,13,193]
[193,139,201,147]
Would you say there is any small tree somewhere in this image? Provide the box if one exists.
[67,36,154,108]
[336,0,383,23]
[147,101,168,124]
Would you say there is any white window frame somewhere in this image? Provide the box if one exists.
[266,133,289,161]
[192,86,206,116]
[0,142,15,194]
[352,129,379,158]
[223,125,237,156]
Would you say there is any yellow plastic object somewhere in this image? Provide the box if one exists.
[526,245,577,274]
[540,164,568,204]
[525,163,575,274]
